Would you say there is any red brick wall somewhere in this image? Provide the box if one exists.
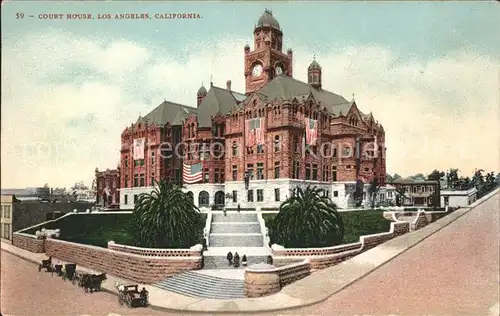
[12,233,45,253]
[45,238,202,284]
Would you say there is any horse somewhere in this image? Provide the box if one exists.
[82,273,107,293]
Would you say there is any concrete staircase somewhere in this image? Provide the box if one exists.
[153,271,245,299]
[204,212,271,269]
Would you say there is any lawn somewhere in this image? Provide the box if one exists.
[23,212,207,248]
[262,210,392,246]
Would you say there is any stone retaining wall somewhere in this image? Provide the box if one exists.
[45,238,203,284]
[271,221,410,269]
[12,233,45,253]
[244,260,310,298]
[107,241,201,257]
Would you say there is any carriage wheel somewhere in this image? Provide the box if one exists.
[126,298,132,308]
[118,296,124,306]
[71,278,76,285]
[38,265,42,272]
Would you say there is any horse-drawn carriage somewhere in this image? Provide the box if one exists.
[117,284,148,308]
[38,257,52,272]
[79,272,107,293]
[62,264,77,282]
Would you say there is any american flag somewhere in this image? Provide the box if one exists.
[183,162,203,184]
[304,118,318,145]
[246,118,265,147]
[133,138,145,160]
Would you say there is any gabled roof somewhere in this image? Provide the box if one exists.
[197,85,246,127]
[137,101,197,126]
[257,75,350,115]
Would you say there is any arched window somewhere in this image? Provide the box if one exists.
[274,135,281,152]
[214,191,225,206]
[232,142,238,157]
[198,191,209,207]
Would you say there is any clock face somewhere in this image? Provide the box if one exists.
[252,64,263,77]
[275,65,283,75]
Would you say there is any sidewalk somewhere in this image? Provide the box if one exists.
[2,188,498,313]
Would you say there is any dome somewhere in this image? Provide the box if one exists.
[308,59,321,70]
[256,9,280,29]
[197,85,207,95]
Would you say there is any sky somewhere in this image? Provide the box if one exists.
[1,1,499,188]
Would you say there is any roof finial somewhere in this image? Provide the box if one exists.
[313,54,316,61]
[352,93,355,102]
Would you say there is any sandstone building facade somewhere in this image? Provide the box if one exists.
[118,10,386,210]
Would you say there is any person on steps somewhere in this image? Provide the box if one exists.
[242,254,247,266]
[237,204,241,213]
[227,251,233,266]
[233,252,240,268]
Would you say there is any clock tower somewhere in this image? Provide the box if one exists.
[244,10,293,95]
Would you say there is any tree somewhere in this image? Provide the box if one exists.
[131,179,202,248]
[447,168,459,189]
[393,174,402,181]
[410,173,425,180]
[386,173,394,183]
[269,186,344,248]
[427,170,445,181]
[368,178,383,208]
[395,187,406,206]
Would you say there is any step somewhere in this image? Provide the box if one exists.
[204,246,272,256]
[210,222,261,234]
[212,213,258,223]
[209,234,264,247]
[153,271,245,299]
[203,255,270,269]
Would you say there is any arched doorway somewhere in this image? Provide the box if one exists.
[214,191,225,208]
[198,191,209,207]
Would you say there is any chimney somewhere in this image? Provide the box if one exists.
[226,80,232,91]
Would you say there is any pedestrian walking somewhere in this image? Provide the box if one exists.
[233,252,240,268]
[242,254,247,266]
[226,251,233,266]
[223,208,227,216]
[237,203,241,213]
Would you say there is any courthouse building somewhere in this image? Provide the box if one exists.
[118,10,387,210]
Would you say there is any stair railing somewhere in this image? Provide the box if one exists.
[204,210,213,248]
[256,207,272,253]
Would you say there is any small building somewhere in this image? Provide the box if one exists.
[95,167,120,208]
[390,178,440,207]
[440,187,478,208]
[0,194,92,241]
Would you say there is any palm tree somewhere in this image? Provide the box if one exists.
[269,185,344,248]
[131,179,202,248]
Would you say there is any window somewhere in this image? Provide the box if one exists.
[364,168,369,172]
[124,195,128,205]
[274,188,280,201]
[199,191,210,206]
[2,223,11,239]
[428,186,434,192]
[247,190,254,202]
[342,146,351,157]
[232,142,238,157]
[150,173,155,185]
[232,165,237,181]
[123,175,128,188]
[3,205,11,218]
[444,196,449,206]
[257,163,264,180]
[247,164,254,179]
[134,194,138,204]
[312,164,318,181]
[151,151,155,165]
[257,144,264,153]
[293,135,300,152]
[305,164,311,180]
[203,168,209,183]
[232,190,237,202]
[257,189,264,202]
[247,146,254,155]
[323,190,329,197]
[387,191,393,198]
[124,157,129,168]
[323,166,329,182]
[274,162,280,179]
[139,174,145,187]
[332,147,338,158]
[175,168,181,182]
[274,135,281,152]
[332,166,337,181]
[214,168,220,183]
[346,165,351,170]
[133,174,139,187]
[333,191,339,197]
[293,161,300,179]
